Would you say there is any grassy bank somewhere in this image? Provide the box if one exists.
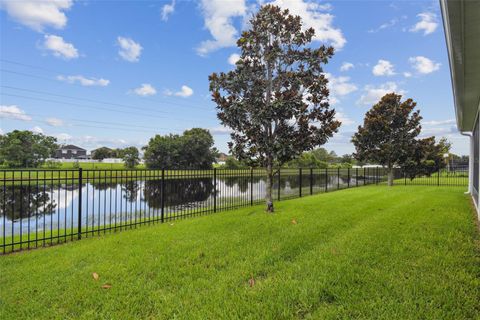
[0,186,479,319]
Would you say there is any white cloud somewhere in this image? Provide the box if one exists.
[0,105,32,121]
[269,0,346,49]
[117,37,142,62]
[409,56,440,74]
[161,0,175,21]
[56,133,72,142]
[0,128,3,135]
[228,53,240,66]
[46,117,64,127]
[340,62,354,72]
[197,0,246,56]
[57,75,110,87]
[209,126,232,135]
[410,12,438,35]
[133,84,157,96]
[423,119,456,126]
[43,34,78,59]
[372,59,395,76]
[197,0,345,55]
[357,82,405,106]
[0,0,73,32]
[326,74,357,99]
[403,72,412,78]
[368,15,407,33]
[164,85,194,98]
[335,111,354,126]
[31,126,44,134]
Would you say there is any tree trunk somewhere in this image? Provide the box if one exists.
[265,164,274,212]
[387,166,394,186]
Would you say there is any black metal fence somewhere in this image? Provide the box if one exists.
[0,167,468,254]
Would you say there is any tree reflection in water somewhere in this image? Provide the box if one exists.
[0,186,57,222]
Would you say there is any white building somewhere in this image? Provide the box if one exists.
[441,0,480,216]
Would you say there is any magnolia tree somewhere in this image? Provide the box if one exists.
[352,93,422,186]
[209,5,340,212]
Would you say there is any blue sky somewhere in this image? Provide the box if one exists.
[0,0,468,156]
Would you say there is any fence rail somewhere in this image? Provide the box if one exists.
[0,167,467,254]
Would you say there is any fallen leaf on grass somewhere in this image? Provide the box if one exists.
[248,274,255,287]
[291,219,297,225]
[101,284,112,289]
[92,272,99,281]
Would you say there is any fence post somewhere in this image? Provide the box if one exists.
[299,168,302,197]
[337,167,340,189]
[161,169,165,223]
[356,168,358,187]
[277,169,281,201]
[325,168,328,192]
[404,169,407,186]
[77,168,82,240]
[347,168,350,188]
[310,168,313,195]
[250,168,253,206]
[364,168,366,185]
[213,168,217,212]
[437,166,440,186]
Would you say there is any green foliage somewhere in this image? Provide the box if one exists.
[143,128,217,169]
[122,146,140,169]
[352,93,422,169]
[219,156,249,169]
[91,147,113,161]
[209,5,340,208]
[43,160,62,169]
[283,147,354,168]
[0,130,58,168]
[404,137,453,179]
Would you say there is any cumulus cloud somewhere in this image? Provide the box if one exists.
[409,56,440,74]
[340,62,354,72]
[161,0,175,21]
[268,0,346,49]
[410,12,438,35]
[197,0,345,55]
[164,85,194,98]
[43,34,79,59]
[0,105,32,121]
[0,0,73,32]
[133,84,157,96]
[357,82,405,106]
[403,72,412,78]
[46,117,64,127]
[372,59,395,76]
[56,133,72,142]
[57,75,110,87]
[335,111,354,126]
[31,126,44,134]
[117,36,142,62]
[324,73,357,106]
[197,0,246,56]
[228,53,240,66]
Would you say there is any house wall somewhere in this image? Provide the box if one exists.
[473,107,479,214]
[55,149,87,159]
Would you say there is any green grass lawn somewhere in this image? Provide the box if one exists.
[1,186,479,319]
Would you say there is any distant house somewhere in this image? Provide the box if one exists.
[216,152,229,165]
[55,145,87,160]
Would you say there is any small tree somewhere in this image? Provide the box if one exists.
[209,5,340,211]
[352,93,422,186]
[122,146,140,169]
[0,130,58,168]
[92,147,112,161]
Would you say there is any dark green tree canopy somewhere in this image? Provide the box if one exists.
[0,130,58,168]
[209,5,340,168]
[143,128,217,170]
[91,147,113,160]
[352,93,422,168]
